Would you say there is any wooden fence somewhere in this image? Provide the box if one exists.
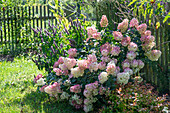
[0,3,169,94]
[0,5,58,54]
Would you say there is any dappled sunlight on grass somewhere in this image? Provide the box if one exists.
[0,57,85,113]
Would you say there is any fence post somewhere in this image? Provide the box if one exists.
[0,7,3,51]
[40,5,43,29]
[3,6,6,51]
[28,6,31,52]
[7,6,10,53]
[32,5,35,48]
[44,5,46,29]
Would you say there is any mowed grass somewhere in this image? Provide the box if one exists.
[0,57,84,113]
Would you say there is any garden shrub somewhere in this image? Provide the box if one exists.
[33,15,163,112]
[31,21,69,72]
[98,81,168,113]
[31,16,91,72]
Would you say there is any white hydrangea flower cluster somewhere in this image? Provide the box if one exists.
[117,72,130,84]
[98,72,108,84]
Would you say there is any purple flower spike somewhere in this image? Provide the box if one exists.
[53,41,58,49]
[64,26,69,35]
[69,17,73,26]
[46,33,49,37]
[83,27,86,33]
[53,30,57,36]
[83,18,85,23]
[51,46,55,54]
[69,25,71,29]
[60,43,63,48]
[63,50,66,56]
[59,32,62,37]
[41,38,44,43]
[77,18,79,23]
[59,19,62,24]
[43,54,47,59]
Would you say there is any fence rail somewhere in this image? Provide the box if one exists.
[0,3,169,94]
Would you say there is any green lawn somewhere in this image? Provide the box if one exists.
[0,57,84,113]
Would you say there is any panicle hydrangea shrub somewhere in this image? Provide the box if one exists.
[34,16,162,112]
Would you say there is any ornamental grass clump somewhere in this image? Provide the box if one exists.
[34,16,162,112]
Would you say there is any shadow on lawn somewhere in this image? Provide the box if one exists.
[21,91,85,113]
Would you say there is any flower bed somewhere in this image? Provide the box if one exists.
[33,15,163,112]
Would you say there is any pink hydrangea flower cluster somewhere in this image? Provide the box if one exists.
[137,23,147,34]
[100,43,113,63]
[128,42,138,52]
[86,26,97,38]
[100,15,108,27]
[106,61,116,75]
[98,61,106,70]
[83,81,99,112]
[112,31,123,41]
[33,74,44,83]
[92,32,101,40]
[87,53,99,72]
[141,32,156,51]
[122,59,130,69]
[111,46,121,56]
[68,48,77,58]
[100,42,112,53]
[88,62,98,72]
[121,36,131,47]
[87,53,97,63]
[77,60,88,70]
[126,51,137,60]
[70,84,82,93]
[53,57,77,76]
[53,68,62,76]
[86,26,101,42]
[71,67,84,78]
[129,18,139,28]
[117,19,129,32]
[40,85,47,92]
[44,82,62,97]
